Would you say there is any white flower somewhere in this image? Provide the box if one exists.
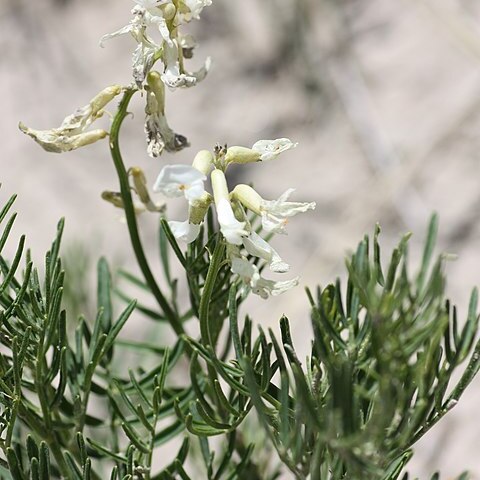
[242,232,289,273]
[168,220,201,243]
[134,0,168,8]
[161,41,211,90]
[101,5,172,46]
[216,199,248,245]
[231,258,298,299]
[100,5,173,85]
[178,0,213,23]
[153,165,206,202]
[261,188,316,234]
[167,192,211,243]
[132,41,159,87]
[251,138,298,161]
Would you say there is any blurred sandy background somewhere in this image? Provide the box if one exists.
[1,0,480,477]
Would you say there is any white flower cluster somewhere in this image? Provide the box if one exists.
[153,139,316,299]
[20,1,213,157]
[100,0,212,89]
[99,0,212,158]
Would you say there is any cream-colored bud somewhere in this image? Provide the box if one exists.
[129,167,148,201]
[129,167,165,213]
[211,169,230,205]
[231,200,247,224]
[101,191,146,215]
[101,191,124,209]
[147,71,166,113]
[71,130,108,149]
[192,150,214,175]
[230,184,262,214]
[225,146,261,165]
[90,85,122,118]
[189,193,212,224]
[161,3,177,20]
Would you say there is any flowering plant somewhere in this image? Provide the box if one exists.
[1,1,478,479]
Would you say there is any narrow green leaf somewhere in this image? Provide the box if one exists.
[0,213,17,255]
[39,442,50,480]
[0,235,25,293]
[416,214,438,294]
[160,219,187,269]
[30,457,40,480]
[63,451,83,480]
[26,435,39,462]
[86,438,127,463]
[97,257,113,332]
[6,447,25,480]
[121,422,150,454]
[0,194,17,224]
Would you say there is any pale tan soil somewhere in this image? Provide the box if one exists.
[1,0,480,477]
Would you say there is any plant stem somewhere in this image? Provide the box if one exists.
[108,88,184,337]
[198,238,225,348]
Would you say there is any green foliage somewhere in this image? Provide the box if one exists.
[1,179,477,480]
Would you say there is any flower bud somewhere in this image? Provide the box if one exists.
[146,71,165,113]
[129,167,165,212]
[160,3,177,20]
[189,193,212,224]
[192,150,214,175]
[211,169,230,205]
[101,191,124,209]
[224,146,261,165]
[90,85,122,118]
[230,184,262,214]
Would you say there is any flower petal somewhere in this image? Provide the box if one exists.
[153,165,206,200]
[260,189,316,233]
[216,199,248,245]
[243,232,289,273]
[251,138,298,161]
[168,220,201,243]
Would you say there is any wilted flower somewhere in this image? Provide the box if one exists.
[100,1,211,88]
[177,0,213,23]
[162,41,211,90]
[19,85,122,153]
[100,5,170,86]
[145,72,189,156]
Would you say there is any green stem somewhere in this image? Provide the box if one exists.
[109,89,184,337]
[198,238,225,348]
